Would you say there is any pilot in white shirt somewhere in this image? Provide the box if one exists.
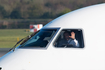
[57,31,79,48]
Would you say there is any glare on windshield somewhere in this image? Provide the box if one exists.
[19,29,57,48]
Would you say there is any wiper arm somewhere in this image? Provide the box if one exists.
[9,30,40,52]
[20,30,40,45]
[9,35,32,52]
[9,37,25,52]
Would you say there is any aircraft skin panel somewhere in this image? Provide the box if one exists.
[0,48,105,70]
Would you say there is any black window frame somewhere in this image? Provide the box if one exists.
[53,29,85,48]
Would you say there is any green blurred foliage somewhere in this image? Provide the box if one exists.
[0,0,104,19]
[58,8,71,16]
[10,10,21,19]
[0,5,8,19]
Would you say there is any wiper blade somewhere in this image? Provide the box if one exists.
[9,30,40,52]
[9,38,25,52]
[20,30,40,45]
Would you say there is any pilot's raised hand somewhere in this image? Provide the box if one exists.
[69,32,75,39]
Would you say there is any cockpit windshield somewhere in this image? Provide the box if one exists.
[19,29,57,48]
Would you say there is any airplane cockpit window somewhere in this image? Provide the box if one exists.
[19,29,57,48]
[54,29,84,48]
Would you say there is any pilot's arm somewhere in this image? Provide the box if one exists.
[68,39,79,47]
[69,32,79,47]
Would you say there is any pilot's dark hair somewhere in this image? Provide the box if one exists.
[64,31,70,35]
[63,31,70,39]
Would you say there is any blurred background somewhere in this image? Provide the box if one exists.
[0,0,105,49]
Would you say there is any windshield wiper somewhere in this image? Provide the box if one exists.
[20,30,40,45]
[9,37,27,52]
[9,30,40,52]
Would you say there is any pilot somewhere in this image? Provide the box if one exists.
[57,31,79,48]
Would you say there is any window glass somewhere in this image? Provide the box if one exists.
[54,29,84,48]
[19,29,57,48]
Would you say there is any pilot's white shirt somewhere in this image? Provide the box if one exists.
[68,39,79,47]
[57,38,79,48]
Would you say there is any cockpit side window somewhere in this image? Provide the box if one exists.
[54,29,84,48]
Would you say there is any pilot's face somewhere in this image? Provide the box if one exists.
[64,33,70,40]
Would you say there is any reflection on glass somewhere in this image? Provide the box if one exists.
[19,29,57,48]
